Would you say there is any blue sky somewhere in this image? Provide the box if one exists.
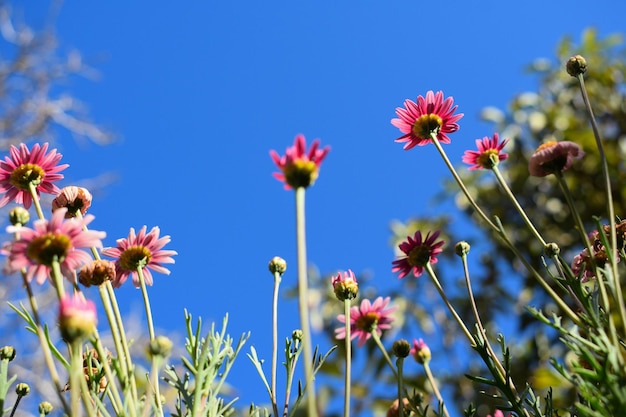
[6,0,626,414]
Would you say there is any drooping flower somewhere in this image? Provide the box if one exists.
[269,134,330,190]
[528,141,584,177]
[0,143,68,209]
[391,91,464,150]
[58,293,97,343]
[52,186,93,218]
[4,208,105,284]
[462,133,509,170]
[411,338,431,364]
[331,269,359,301]
[78,259,116,287]
[335,296,397,347]
[392,230,445,279]
[101,226,177,288]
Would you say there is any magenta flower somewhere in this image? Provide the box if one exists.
[4,208,105,284]
[462,133,510,170]
[270,134,330,190]
[58,293,97,342]
[411,338,431,364]
[102,226,177,288]
[335,296,397,347]
[392,230,445,279]
[528,141,584,177]
[391,91,464,150]
[331,269,359,301]
[0,143,68,209]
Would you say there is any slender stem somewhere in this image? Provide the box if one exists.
[271,271,281,417]
[294,187,317,417]
[70,342,82,417]
[90,332,124,415]
[491,165,546,246]
[370,331,397,378]
[27,182,45,221]
[395,357,405,417]
[343,299,352,417]
[424,264,474,345]
[430,133,498,232]
[138,267,155,341]
[422,362,450,417]
[575,73,626,337]
[50,258,66,300]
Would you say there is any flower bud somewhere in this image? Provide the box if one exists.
[0,346,16,361]
[8,207,29,226]
[455,241,471,257]
[15,382,30,396]
[392,339,411,358]
[332,269,359,301]
[566,55,587,77]
[58,294,97,343]
[292,329,303,342]
[38,401,54,415]
[268,256,287,275]
[411,338,431,364]
[544,242,560,257]
[147,336,173,359]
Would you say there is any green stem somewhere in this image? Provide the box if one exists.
[370,331,397,378]
[50,258,66,300]
[343,299,352,417]
[491,165,546,246]
[271,271,281,417]
[138,267,155,341]
[422,361,450,417]
[294,186,317,417]
[70,342,82,417]
[424,264,474,345]
[27,182,45,221]
[396,357,404,417]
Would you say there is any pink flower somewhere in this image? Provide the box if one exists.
[528,141,584,177]
[331,269,359,301]
[0,143,68,209]
[391,91,463,150]
[58,293,97,342]
[335,296,398,347]
[392,230,444,279]
[270,134,330,190]
[4,208,105,284]
[52,186,93,218]
[102,226,177,288]
[462,133,509,170]
[487,411,511,417]
[411,338,431,364]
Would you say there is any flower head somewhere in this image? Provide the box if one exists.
[52,186,93,218]
[58,294,97,343]
[78,259,116,287]
[4,208,105,284]
[335,296,397,347]
[411,338,431,364]
[331,269,359,301]
[102,226,177,288]
[270,134,330,189]
[528,141,584,177]
[392,230,444,279]
[462,133,509,170]
[0,143,68,209]
[391,91,463,150]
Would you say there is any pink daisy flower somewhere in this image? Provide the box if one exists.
[392,230,445,279]
[58,293,97,342]
[528,141,584,177]
[102,226,177,288]
[391,91,464,150]
[335,296,397,347]
[269,134,330,190]
[4,208,105,285]
[462,133,510,170]
[0,143,69,209]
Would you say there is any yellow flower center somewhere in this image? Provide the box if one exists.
[355,311,380,332]
[27,232,72,266]
[412,114,443,139]
[119,246,152,271]
[476,149,500,169]
[407,245,431,267]
[10,163,46,190]
[283,159,319,189]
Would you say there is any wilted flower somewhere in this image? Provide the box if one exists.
[52,186,93,218]
[391,90,463,150]
[58,294,97,343]
[392,230,444,279]
[331,269,359,301]
[270,134,330,189]
[78,259,116,287]
[411,338,431,364]
[102,226,177,288]
[4,208,105,284]
[0,143,68,209]
[528,141,584,177]
[462,133,509,170]
[335,296,397,347]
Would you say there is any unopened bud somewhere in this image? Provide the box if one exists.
[455,241,471,257]
[392,339,411,358]
[566,55,587,77]
[544,242,560,257]
[147,336,173,358]
[0,346,16,361]
[8,207,29,226]
[268,257,287,275]
[15,383,30,396]
[38,402,54,415]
